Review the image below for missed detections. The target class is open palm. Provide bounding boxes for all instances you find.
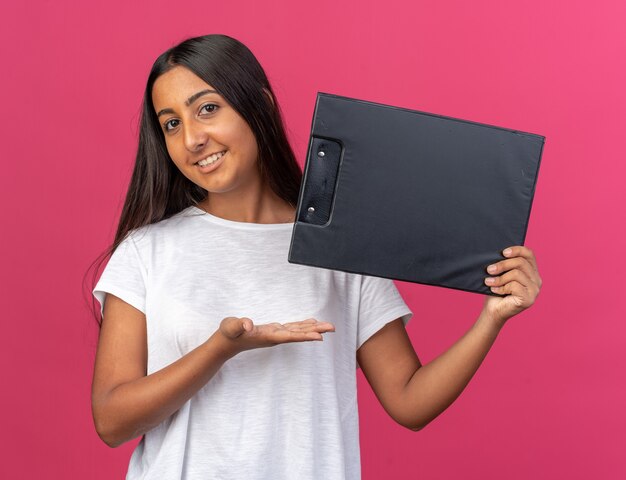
[219,316,336,354]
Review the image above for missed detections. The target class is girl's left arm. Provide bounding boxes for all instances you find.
[356,245,542,431]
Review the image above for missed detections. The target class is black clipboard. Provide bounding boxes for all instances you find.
[288,92,545,296]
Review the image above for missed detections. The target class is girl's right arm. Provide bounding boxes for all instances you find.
[91,293,334,448]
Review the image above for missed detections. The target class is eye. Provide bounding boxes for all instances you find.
[163,119,179,132]
[200,103,219,115]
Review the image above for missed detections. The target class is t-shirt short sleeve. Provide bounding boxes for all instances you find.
[92,233,148,318]
[356,274,413,351]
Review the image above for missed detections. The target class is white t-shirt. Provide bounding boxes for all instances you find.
[93,205,413,480]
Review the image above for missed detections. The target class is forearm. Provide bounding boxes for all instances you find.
[401,311,505,431]
[93,330,235,448]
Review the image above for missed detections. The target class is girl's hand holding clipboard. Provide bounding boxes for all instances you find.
[481,245,543,327]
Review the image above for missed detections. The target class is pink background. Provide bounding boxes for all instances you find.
[2,0,624,478]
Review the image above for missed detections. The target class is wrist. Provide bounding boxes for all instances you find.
[476,309,507,334]
[208,330,240,361]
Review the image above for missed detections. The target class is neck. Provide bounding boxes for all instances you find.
[196,178,295,224]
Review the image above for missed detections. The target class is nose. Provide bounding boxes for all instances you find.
[182,118,209,152]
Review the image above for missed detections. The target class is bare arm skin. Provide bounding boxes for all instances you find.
[357,312,502,431]
[357,245,542,431]
[91,294,335,448]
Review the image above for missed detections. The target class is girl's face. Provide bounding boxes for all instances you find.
[151,66,261,195]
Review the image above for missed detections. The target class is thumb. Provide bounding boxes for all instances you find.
[221,316,252,339]
[240,317,252,333]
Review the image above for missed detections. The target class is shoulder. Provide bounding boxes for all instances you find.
[127,206,201,246]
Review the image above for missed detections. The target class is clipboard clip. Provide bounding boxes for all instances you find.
[297,136,342,226]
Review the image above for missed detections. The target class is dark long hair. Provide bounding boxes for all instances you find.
[84,34,303,327]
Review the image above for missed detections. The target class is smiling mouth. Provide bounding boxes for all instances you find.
[195,150,227,167]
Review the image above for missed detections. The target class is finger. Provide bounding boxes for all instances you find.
[502,245,539,272]
[485,268,532,289]
[241,318,253,332]
[489,280,537,308]
[297,331,325,341]
[287,323,336,333]
[273,329,324,343]
[288,325,335,333]
[489,280,526,300]
[486,258,537,285]
[282,318,318,327]
[220,316,250,339]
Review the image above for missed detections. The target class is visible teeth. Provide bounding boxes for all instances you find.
[197,151,226,167]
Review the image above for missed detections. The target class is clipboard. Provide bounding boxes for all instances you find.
[287,92,545,296]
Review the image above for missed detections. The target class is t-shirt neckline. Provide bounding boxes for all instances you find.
[188,206,295,231]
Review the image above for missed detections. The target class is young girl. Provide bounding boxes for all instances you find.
[90,34,542,479]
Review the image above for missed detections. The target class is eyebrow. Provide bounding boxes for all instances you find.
[156,89,218,118]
